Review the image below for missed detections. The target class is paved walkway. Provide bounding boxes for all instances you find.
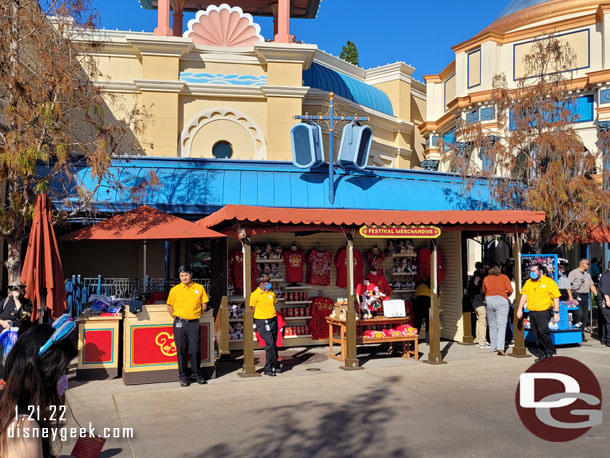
[58,337,609,458]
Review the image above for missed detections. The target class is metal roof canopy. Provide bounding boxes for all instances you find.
[139,0,321,18]
[198,204,546,236]
[48,158,503,217]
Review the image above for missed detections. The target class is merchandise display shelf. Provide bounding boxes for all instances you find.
[229,318,243,322]
[393,289,415,293]
[286,334,312,339]
[284,300,312,305]
[256,258,283,263]
[270,278,285,282]
[228,296,245,303]
[284,285,313,290]
[392,272,416,276]
[285,316,312,320]
[391,253,417,258]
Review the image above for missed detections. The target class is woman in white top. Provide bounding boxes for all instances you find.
[0,322,77,457]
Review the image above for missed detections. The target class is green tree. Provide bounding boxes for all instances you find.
[448,36,610,250]
[0,1,151,283]
[340,41,359,66]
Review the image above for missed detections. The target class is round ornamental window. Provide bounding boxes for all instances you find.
[212,141,233,159]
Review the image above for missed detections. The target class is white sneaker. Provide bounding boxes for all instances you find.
[476,342,490,348]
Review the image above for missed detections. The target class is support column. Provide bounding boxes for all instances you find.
[510,233,529,358]
[424,238,447,364]
[239,236,260,377]
[341,233,362,370]
[173,0,185,37]
[274,0,293,43]
[154,0,173,37]
[459,232,474,345]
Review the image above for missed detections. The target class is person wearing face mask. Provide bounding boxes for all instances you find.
[568,258,598,341]
[250,274,279,376]
[0,280,33,333]
[0,322,77,458]
[517,263,561,361]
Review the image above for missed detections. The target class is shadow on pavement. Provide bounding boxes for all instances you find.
[190,375,410,458]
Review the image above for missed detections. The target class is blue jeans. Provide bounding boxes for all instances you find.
[485,296,509,351]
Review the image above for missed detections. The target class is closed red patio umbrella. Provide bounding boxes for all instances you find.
[20,194,67,322]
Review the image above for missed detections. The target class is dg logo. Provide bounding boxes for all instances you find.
[516,356,603,441]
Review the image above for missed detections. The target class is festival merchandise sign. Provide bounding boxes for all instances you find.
[359,225,441,239]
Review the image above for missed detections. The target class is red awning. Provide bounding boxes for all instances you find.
[61,205,226,241]
[198,205,545,231]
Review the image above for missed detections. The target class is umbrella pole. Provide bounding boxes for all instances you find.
[39,294,46,324]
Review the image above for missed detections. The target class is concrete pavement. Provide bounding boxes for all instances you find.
[57,338,610,458]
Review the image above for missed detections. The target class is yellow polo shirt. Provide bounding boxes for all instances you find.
[415,283,431,298]
[167,282,208,320]
[520,276,560,311]
[249,288,277,320]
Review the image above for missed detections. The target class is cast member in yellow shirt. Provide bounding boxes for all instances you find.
[250,274,279,376]
[517,263,560,362]
[167,265,209,387]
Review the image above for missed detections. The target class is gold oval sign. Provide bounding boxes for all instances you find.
[359,225,441,239]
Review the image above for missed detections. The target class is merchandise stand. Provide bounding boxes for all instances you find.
[199,204,545,370]
[524,301,582,345]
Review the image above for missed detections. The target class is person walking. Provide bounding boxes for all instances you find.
[469,263,489,348]
[568,258,598,341]
[250,274,279,376]
[597,262,610,347]
[482,265,513,356]
[517,263,561,361]
[167,265,209,387]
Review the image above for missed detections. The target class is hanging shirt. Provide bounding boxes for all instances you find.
[366,251,386,273]
[334,249,364,288]
[310,296,334,340]
[228,250,259,294]
[307,250,332,286]
[284,249,305,283]
[416,247,445,285]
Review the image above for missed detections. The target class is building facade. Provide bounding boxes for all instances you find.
[88,1,426,169]
[420,0,610,172]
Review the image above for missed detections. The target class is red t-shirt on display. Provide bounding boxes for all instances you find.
[334,249,364,288]
[366,250,386,273]
[307,250,332,286]
[284,249,305,283]
[228,250,259,294]
[356,272,392,300]
[310,296,334,340]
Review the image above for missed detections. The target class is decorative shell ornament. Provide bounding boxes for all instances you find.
[184,4,264,47]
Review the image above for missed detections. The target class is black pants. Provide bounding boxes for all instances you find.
[574,293,590,328]
[529,309,555,356]
[173,318,201,380]
[599,304,610,344]
[413,296,430,337]
[255,317,278,372]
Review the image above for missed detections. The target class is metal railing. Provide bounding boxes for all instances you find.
[65,275,211,316]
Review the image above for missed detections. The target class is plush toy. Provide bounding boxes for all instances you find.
[361,285,385,319]
[270,263,280,279]
[254,245,262,259]
[263,264,271,275]
[398,240,407,254]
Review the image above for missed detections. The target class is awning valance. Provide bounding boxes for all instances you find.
[198,204,545,233]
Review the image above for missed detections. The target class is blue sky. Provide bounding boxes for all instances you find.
[94,1,510,79]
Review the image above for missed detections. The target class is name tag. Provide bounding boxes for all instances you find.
[541,285,546,288]
[268,295,273,300]
[194,290,199,294]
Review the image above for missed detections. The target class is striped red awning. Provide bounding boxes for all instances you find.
[198,205,545,231]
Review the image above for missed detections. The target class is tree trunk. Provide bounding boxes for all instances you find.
[6,238,22,285]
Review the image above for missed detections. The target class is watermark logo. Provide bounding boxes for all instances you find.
[516,356,602,441]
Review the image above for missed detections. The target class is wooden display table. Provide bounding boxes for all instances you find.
[123,305,215,385]
[326,316,419,363]
[77,313,122,380]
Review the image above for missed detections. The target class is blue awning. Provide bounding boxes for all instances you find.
[49,157,495,218]
[303,63,394,116]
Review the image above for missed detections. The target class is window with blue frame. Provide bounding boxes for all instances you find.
[509,94,594,130]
